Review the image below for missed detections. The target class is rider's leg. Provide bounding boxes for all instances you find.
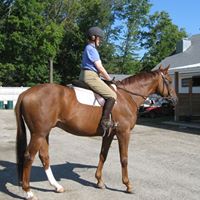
[100,97,115,128]
[79,70,117,131]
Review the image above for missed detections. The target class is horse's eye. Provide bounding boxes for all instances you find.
[166,76,172,84]
[168,79,172,84]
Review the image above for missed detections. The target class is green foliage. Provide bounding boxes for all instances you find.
[111,0,151,73]
[0,0,189,86]
[0,0,63,86]
[0,63,15,86]
[140,11,187,71]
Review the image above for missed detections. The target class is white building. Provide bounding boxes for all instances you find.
[0,87,29,109]
[153,34,200,119]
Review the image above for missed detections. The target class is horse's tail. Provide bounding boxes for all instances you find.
[15,93,27,184]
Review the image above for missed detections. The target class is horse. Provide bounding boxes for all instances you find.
[15,65,177,200]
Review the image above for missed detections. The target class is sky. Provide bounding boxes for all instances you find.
[150,0,200,37]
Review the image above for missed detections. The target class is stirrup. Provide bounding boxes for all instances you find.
[101,118,114,129]
[100,119,118,137]
[102,127,111,137]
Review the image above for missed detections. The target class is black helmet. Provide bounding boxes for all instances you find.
[87,27,104,39]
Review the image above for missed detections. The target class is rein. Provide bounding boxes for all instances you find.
[109,71,173,110]
[115,84,148,110]
[116,85,147,100]
[106,79,148,100]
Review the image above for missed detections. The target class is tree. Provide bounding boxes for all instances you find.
[0,0,64,86]
[55,0,117,83]
[110,0,151,74]
[141,11,187,71]
[0,1,189,86]
[55,0,152,82]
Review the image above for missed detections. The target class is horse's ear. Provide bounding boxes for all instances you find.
[159,64,163,70]
[164,64,170,74]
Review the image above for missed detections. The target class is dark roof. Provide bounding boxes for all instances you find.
[153,34,200,70]
[110,74,129,81]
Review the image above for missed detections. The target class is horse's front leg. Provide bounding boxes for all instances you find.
[117,131,133,193]
[95,132,114,189]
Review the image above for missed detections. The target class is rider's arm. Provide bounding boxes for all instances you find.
[94,60,112,81]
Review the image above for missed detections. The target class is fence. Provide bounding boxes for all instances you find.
[0,87,29,109]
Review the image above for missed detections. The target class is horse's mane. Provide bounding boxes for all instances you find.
[117,70,160,87]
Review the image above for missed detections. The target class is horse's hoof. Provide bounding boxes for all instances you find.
[27,196,38,200]
[56,186,65,193]
[26,191,38,200]
[126,186,134,194]
[97,181,105,189]
[126,189,133,193]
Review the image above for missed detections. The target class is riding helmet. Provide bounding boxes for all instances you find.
[87,27,104,39]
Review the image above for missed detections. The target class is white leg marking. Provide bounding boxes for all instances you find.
[26,190,34,199]
[45,167,64,192]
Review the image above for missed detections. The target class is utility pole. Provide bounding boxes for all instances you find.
[49,58,53,83]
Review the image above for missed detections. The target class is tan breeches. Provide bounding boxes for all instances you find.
[79,70,117,100]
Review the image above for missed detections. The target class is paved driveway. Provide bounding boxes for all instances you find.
[0,110,200,200]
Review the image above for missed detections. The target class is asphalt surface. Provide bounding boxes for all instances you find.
[0,110,200,200]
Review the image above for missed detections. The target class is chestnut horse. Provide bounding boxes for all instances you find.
[15,66,177,200]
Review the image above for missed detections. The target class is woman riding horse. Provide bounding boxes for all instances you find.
[79,26,117,133]
[16,65,177,200]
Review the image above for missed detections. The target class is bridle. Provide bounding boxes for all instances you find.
[160,72,174,101]
[113,71,175,109]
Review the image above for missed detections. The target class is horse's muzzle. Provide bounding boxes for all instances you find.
[171,96,178,106]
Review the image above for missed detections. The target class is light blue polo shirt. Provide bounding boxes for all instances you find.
[81,43,100,73]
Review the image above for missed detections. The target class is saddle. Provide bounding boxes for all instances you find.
[71,80,118,136]
[70,80,105,106]
[69,80,116,107]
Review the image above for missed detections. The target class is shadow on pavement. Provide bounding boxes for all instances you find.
[137,116,200,135]
[0,160,97,199]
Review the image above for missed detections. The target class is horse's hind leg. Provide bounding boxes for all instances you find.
[39,136,64,193]
[95,132,114,189]
[117,131,133,193]
[22,134,43,200]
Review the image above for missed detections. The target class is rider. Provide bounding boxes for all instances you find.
[79,26,117,133]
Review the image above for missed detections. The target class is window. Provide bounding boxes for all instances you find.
[181,78,191,87]
[181,76,200,87]
[193,76,200,87]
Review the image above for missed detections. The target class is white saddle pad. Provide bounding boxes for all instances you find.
[72,86,105,107]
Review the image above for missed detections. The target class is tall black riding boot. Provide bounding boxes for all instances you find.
[100,97,115,130]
